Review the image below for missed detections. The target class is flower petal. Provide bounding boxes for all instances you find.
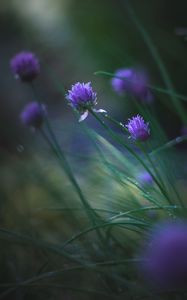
[93,108,107,113]
[79,110,89,122]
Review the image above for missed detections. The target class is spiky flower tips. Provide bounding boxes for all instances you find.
[66,82,106,121]
[126,115,150,142]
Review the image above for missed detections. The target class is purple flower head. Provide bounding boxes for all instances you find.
[10,51,40,82]
[126,115,150,142]
[20,101,46,129]
[137,171,153,186]
[140,221,187,290]
[66,82,106,121]
[111,68,153,103]
[111,68,134,96]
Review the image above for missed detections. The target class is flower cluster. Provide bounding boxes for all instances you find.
[10,51,152,144]
[141,221,187,289]
[111,67,153,103]
[10,51,40,82]
[66,82,106,121]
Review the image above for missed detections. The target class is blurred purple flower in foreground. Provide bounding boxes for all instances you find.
[126,115,150,142]
[140,221,187,290]
[10,51,40,82]
[111,68,153,103]
[66,82,106,121]
[20,101,46,129]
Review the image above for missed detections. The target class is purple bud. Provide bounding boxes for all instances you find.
[20,101,46,128]
[140,221,187,289]
[10,51,40,82]
[111,68,153,103]
[126,115,150,142]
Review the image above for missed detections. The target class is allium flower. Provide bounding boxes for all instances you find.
[111,68,153,103]
[66,82,106,121]
[126,115,150,142]
[10,51,40,82]
[137,171,153,186]
[20,101,46,129]
[140,221,187,289]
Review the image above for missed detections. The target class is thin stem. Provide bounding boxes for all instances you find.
[139,143,166,191]
[102,113,128,133]
[125,0,187,124]
[139,145,184,209]
[90,109,170,204]
[30,83,106,248]
[39,128,106,243]
[150,135,187,155]
[146,142,184,207]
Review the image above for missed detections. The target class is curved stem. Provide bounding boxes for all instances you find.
[30,84,106,248]
[90,109,171,204]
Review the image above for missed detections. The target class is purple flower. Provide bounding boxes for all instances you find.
[140,221,187,289]
[111,68,153,103]
[20,101,46,129]
[10,51,40,82]
[137,171,153,186]
[126,115,150,142]
[111,68,134,95]
[66,82,106,121]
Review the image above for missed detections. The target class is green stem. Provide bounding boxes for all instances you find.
[102,113,128,133]
[30,84,106,248]
[125,0,187,124]
[90,109,170,204]
[146,142,184,206]
[139,143,166,190]
[39,128,106,244]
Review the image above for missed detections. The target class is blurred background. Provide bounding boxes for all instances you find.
[1,0,187,155]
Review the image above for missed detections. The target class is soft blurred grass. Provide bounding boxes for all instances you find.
[0,124,187,299]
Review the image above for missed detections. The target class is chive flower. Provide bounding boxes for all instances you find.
[140,221,187,289]
[111,68,153,103]
[66,82,106,121]
[126,115,150,142]
[20,101,46,129]
[10,51,40,82]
